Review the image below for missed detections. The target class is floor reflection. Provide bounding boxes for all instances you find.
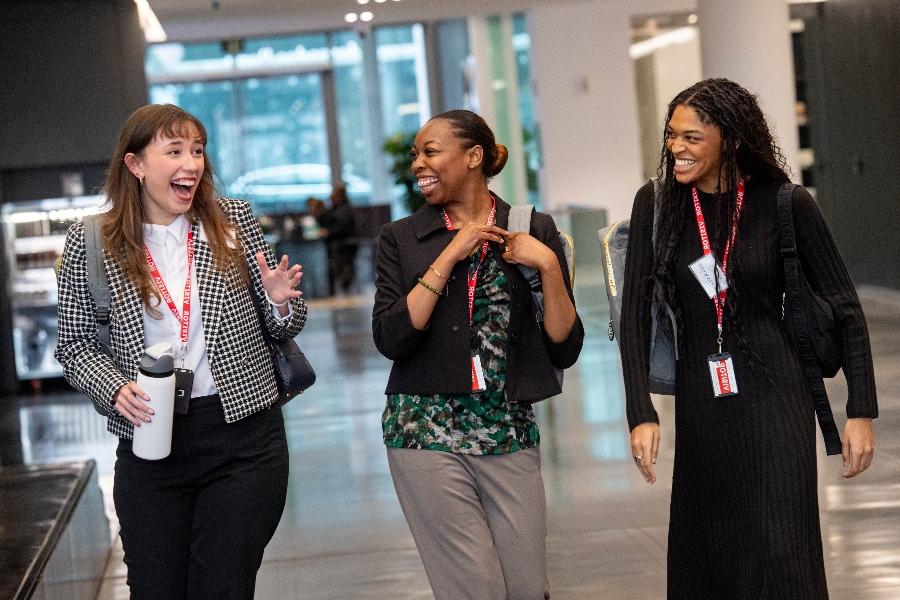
[5,284,899,599]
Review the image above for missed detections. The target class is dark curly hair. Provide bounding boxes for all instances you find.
[651,78,791,372]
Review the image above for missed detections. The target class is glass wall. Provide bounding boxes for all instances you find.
[145,16,538,216]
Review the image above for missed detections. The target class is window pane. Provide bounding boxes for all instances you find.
[331,30,371,194]
[231,74,330,213]
[375,24,428,136]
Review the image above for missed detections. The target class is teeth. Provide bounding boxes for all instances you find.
[675,158,696,167]
[417,177,438,186]
[172,179,195,186]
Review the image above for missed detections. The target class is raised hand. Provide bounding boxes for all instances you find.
[255,252,303,305]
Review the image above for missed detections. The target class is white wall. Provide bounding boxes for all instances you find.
[528,0,644,221]
[697,0,800,178]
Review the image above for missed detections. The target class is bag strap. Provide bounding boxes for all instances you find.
[83,214,115,359]
[507,204,544,312]
[777,182,842,456]
[507,204,533,235]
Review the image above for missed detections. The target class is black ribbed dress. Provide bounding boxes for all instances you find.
[619,179,878,600]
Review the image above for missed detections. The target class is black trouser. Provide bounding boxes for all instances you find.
[114,394,289,600]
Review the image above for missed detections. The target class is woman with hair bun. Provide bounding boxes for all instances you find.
[373,109,583,599]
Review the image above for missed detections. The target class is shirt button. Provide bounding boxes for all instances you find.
[451,325,459,332]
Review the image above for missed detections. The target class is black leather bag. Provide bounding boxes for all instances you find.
[777,183,842,455]
[249,286,316,407]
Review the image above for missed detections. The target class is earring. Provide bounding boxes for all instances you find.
[138,174,144,186]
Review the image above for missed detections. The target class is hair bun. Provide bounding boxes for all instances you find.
[490,144,509,177]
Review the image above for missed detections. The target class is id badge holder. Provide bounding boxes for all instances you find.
[174,368,194,414]
[689,253,729,299]
[471,354,486,392]
[707,353,738,398]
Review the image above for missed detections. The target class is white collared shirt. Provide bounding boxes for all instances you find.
[142,215,217,396]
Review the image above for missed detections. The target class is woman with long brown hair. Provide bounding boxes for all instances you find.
[55,104,306,599]
[619,78,876,598]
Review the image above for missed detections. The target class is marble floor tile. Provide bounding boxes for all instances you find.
[10,284,900,599]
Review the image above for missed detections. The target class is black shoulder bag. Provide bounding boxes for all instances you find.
[777,182,843,455]
[248,285,316,407]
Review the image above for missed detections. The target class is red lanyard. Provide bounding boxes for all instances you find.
[144,227,195,361]
[441,198,497,325]
[691,179,745,346]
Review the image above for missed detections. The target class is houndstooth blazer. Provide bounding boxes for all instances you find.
[54,198,307,439]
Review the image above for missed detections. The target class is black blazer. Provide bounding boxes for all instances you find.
[372,196,583,402]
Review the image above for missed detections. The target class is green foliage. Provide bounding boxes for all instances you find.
[382,131,425,214]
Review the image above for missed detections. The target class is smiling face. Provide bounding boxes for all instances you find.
[410,118,482,206]
[665,104,724,193]
[125,123,205,225]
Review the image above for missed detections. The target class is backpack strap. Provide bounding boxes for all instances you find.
[777,182,842,456]
[82,214,115,359]
[507,204,544,318]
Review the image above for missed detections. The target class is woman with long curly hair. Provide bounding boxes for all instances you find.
[619,78,877,598]
[55,104,306,599]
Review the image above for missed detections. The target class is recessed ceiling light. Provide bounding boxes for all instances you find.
[374,0,387,3]
[687,13,698,25]
[357,0,369,4]
[344,12,359,23]
[360,11,374,21]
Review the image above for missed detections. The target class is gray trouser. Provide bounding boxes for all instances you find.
[387,446,549,600]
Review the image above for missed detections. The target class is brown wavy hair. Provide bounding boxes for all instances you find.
[101,104,247,316]
[431,110,509,178]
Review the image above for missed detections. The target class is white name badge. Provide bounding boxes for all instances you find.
[471,354,486,392]
[689,253,729,299]
[707,352,738,397]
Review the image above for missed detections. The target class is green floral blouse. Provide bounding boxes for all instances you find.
[382,251,540,455]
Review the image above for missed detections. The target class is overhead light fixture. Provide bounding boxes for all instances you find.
[374,0,387,3]
[629,26,697,59]
[687,13,698,25]
[134,0,167,42]
[357,0,369,4]
[360,11,374,21]
[345,12,359,23]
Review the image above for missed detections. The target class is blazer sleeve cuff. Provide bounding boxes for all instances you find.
[544,314,585,369]
[375,303,428,359]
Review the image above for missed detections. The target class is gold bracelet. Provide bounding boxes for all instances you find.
[428,264,449,279]
[417,277,443,296]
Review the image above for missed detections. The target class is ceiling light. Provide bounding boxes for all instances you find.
[134,0,167,42]
[344,12,359,23]
[687,13,698,25]
[360,11,374,21]
[374,0,387,3]
[357,0,369,4]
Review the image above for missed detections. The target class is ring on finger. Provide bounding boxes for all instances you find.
[634,455,643,460]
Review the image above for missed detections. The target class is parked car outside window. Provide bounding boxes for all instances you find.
[228,163,371,212]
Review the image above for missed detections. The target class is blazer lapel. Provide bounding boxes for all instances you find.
[195,223,227,361]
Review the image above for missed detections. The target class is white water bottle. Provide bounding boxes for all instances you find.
[132,342,176,460]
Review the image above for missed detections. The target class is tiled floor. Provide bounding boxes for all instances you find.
[10,283,900,599]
